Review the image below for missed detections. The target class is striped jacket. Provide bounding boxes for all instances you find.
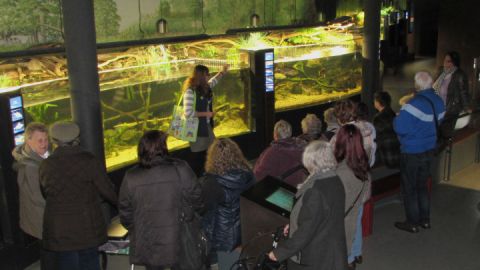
[394,89,445,154]
[183,72,224,118]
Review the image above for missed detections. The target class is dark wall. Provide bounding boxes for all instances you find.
[437,0,480,85]
[413,0,439,56]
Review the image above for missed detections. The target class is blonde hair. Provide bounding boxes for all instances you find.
[301,114,322,135]
[302,141,337,174]
[274,120,292,140]
[205,138,251,176]
[25,122,48,140]
[324,108,337,124]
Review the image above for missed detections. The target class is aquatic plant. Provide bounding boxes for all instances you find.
[0,74,12,88]
[381,6,396,16]
[198,45,218,58]
[25,103,59,124]
[238,33,271,50]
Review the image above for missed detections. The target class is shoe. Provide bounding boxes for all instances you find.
[420,222,431,229]
[348,262,356,269]
[355,256,363,264]
[394,221,420,233]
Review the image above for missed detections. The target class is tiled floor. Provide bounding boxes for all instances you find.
[444,163,480,191]
[360,169,480,270]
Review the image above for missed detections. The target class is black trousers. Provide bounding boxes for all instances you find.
[187,150,207,177]
[146,266,177,270]
[400,151,434,225]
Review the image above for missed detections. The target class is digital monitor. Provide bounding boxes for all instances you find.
[11,108,23,122]
[9,96,23,110]
[13,121,25,135]
[266,83,274,92]
[265,187,295,212]
[265,52,274,61]
[14,134,24,146]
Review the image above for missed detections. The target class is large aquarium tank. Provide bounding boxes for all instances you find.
[0,18,364,171]
[2,39,252,171]
[270,20,363,111]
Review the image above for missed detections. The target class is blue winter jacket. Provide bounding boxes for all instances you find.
[394,89,446,154]
[201,169,255,252]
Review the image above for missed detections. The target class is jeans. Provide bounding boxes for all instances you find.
[348,205,364,263]
[57,247,100,270]
[400,151,433,225]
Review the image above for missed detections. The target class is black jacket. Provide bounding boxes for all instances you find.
[201,169,255,252]
[273,171,348,270]
[373,107,400,168]
[118,157,203,267]
[39,146,117,251]
[445,69,470,115]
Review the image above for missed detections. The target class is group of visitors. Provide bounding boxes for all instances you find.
[253,100,375,269]
[11,51,472,270]
[13,122,117,270]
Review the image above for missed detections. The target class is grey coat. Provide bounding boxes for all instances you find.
[336,161,370,253]
[274,170,348,270]
[12,145,47,239]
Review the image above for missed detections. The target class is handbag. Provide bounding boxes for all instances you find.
[169,91,199,142]
[173,165,209,270]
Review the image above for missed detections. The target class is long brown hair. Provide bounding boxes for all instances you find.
[334,124,369,181]
[205,138,251,176]
[182,64,211,97]
[137,130,169,168]
[334,99,357,124]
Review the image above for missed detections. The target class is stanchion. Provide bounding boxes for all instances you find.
[442,138,453,182]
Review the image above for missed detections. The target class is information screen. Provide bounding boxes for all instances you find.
[265,52,274,92]
[9,96,22,109]
[265,187,295,212]
[9,95,25,145]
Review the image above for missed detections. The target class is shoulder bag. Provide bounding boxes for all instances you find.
[169,91,199,142]
[173,164,208,270]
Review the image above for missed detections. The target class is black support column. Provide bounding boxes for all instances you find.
[61,0,105,165]
[362,0,381,115]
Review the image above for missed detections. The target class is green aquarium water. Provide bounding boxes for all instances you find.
[21,65,252,171]
[274,48,362,112]
[4,24,364,171]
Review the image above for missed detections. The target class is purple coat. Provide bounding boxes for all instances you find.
[253,137,308,187]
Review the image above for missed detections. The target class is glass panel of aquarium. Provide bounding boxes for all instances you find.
[4,37,252,171]
[267,24,363,112]
[99,42,252,170]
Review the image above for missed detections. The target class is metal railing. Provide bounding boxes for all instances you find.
[442,109,480,182]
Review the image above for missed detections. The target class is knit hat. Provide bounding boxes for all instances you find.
[49,121,80,144]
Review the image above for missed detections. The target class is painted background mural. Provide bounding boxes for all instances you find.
[0,0,379,53]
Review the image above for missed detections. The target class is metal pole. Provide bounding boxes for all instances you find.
[362,0,381,116]
[61,0,105,165]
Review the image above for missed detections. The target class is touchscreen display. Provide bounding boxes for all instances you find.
[265,187,295,212]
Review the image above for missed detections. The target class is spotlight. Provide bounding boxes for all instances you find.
[156,18,167,34]
[251,14,260,27]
